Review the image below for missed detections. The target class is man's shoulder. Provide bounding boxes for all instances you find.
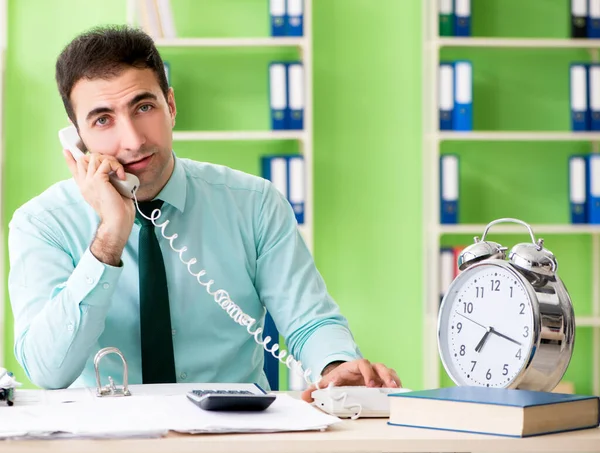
[11,178,85,223]
[179,158,267,194]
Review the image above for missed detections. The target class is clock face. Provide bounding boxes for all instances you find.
[438,262,536,388]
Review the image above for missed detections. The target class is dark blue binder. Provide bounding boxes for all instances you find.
[285,0,303,36]
[440,154,459,224]
[570,63,590,131]
[454,0,471,36]
[269,62,288,130]
[453,61,472,131]
[270,0,286,37]
[569,154,587,223]
[287,62,304,130]
[439,62,454,130]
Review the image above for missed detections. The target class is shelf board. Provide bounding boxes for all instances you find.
[436,37,600,49]
[577,317,600,327]
[436,131,600,141]
[172,130,306,142]
[439,224,600,235]
[154,37,306,48]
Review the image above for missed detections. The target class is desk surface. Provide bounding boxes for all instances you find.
[3,416,600,453]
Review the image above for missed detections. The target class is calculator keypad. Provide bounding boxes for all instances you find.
[191,390,255,397]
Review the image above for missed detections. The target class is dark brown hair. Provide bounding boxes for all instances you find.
[55,24,169,125]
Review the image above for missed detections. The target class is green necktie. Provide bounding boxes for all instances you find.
[137,199,177,384]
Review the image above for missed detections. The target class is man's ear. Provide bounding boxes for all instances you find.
[167,87,177,127]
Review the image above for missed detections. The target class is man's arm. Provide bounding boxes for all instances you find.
[8,210,124,389]
[254,180,362,384]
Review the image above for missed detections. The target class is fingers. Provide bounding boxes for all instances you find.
[76,154,88,183]
[357,359,381,387]
[87,153,99,179]
[70,152,125,182]
[372,363,402,388]
[301,384,316,403]
[90,154,126,180]
[104,156,126,180]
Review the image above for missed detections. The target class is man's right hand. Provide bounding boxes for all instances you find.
[64,150,135,266]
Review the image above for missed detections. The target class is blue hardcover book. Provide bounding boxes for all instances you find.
[388,386,600,438]
[453,0,471,36]
[569,154,588,223]
[570,63,590,131]
[285,0,303,36]
[270,0,286,37]
[452,61,472,131]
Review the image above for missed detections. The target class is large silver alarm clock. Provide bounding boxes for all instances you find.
[437,218,575,392]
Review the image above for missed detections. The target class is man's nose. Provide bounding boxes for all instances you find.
[119,119,146,151]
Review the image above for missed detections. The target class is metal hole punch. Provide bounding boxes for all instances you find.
[94,347,131,397]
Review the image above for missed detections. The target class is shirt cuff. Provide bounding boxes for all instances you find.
[299,325,363,381]
[66,247,123,306]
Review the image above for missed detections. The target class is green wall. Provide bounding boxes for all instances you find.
[3,0,423,390]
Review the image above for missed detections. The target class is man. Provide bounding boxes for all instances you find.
[7,25,400,401]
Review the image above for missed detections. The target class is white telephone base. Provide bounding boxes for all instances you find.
[311,386,412,419]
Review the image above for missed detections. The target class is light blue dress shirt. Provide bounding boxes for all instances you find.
[8,156,361,390]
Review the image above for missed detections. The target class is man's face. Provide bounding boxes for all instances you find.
[70,67,176,200]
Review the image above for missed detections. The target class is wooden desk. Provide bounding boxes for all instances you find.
[3,417,600,453]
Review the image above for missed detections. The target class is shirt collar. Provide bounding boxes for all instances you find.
[154,153,187,213]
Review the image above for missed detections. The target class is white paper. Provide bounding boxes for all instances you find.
[0,384,340,439]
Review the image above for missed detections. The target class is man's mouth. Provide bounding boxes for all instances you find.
[123,154,153,172]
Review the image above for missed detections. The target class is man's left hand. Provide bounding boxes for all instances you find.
[300,359,401,402]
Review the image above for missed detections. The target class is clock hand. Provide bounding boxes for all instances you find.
[490,327,522,346]
[455,311,487,330]
[474,327,492,353]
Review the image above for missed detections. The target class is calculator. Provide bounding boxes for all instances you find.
[186,389,276,412]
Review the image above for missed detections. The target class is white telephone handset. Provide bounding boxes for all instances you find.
[58,125,140,199]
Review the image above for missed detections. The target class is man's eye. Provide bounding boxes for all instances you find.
[139,104,153,112]
[96,117,108,126]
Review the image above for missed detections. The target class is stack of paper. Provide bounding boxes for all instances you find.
[0,384,340,440]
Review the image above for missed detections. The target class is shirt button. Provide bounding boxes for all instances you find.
[172,329,177,336]
[180,372,187,380]
[102,283,110,289]
[67,324,74,332]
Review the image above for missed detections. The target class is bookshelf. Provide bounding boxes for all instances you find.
[125,0,313,390]
[422,1,600,395]
[437,37,600,49]
[153,37,305,48]
[438,131,600,141]
[171,130,306,142]
[0,0,6,367]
